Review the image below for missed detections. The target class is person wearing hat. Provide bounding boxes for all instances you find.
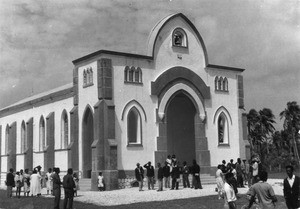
[135,163,144,191]
[144,161,155,190]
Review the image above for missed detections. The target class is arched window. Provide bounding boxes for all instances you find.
[172,28,188,47]
[218,113,229,144]
[134,68,140,83]
[223,77,228,91]
[83,70,87,86]
[124,66,129,82]
[61,110,69,149]
[215,76,219,90]
[39,116,45,151]
[127,107,142,144]
[218,77,223,90]
[5,125,9,155]
[21,121,26,153]
[129,67,134,82]
[88,68,93,84]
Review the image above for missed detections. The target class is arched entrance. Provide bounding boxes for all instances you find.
[166,92,196,165]
[82,107,94,178]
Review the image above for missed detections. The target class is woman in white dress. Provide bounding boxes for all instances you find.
[45,168,53,195]
[30,169,41,196]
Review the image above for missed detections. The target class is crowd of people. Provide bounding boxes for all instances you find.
[5,166,79,209]
[215,157,300,209]
[135,154,203,192]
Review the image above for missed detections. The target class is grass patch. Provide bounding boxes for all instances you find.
[0,189,288,209]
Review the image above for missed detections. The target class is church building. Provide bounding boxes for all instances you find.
[0,13,248,190]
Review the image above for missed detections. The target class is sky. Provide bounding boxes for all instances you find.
[0,0,299,130]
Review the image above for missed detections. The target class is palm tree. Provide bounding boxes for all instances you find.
[247,109,259,157]
[280,101,300,166]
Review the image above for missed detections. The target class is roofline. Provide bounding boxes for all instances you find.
[72,49,153,65]
[206,64,245,72]
[0,87,74,118]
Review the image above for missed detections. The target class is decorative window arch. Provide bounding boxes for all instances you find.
[39,116,46,151]
[121,100,146,146]
[215,76,229,92]
[218,113,228,144]
[5,124,9,155]
[83,67,93,87]
[21,121,26,153]
[172,28,188,47]
[218,77,223,90]
[61,110,69,149]
[88,68,93,84]
[127,107,142,145]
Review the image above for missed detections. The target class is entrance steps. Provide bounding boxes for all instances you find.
[198,174,216,185]
[78,178,91,191]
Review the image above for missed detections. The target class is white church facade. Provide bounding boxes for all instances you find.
[0,13,248,190]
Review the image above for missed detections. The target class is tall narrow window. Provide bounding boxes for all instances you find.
[39,116,45,151]
[88,68,93,84]
[124,66,129,82]
[83,70,87,86]
[127,107,142,144]
[129,67,134,82]
[21,121,26,153]
[218,113,229,144]
[215,76,219,90]
[61,110,69,149]
[218,77,223,90]
[223,77,228,91]
[5,125,9,155]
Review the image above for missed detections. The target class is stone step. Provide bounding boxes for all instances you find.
[78,178,91,191]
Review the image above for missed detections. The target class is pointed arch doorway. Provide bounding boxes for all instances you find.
[166,92,196,165]
[82,107,94,178]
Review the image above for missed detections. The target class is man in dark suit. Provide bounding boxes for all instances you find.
[6,168,14,198]
[283,165,300,209]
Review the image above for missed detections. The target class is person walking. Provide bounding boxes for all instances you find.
[182,161,190,188]
[52,167,62,209]
[191,159,203,189]
[62,168,76,209]
[135,163,144,191]
[236,158,244,188]
[163,162,171,189]
[283,165,300,209]
[143,161,155,190]
[245,170,277,209]
[6,168,14,198]
[157,162,163,191]
[223,172,237,209]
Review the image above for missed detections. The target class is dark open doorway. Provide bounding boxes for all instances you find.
[166,92,196,166]
[82,107,93,178]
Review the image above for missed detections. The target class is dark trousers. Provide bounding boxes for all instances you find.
[171,178,179,189]
[194,175,202,189]
[53,188,61,209]
[63,189,74,209]
[183,174,190,188]
[237,174,244,187]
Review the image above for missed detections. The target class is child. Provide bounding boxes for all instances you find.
[97,172,104,191]
[73,172,79,196]
[14,172,22,198]
[45,168,53,195]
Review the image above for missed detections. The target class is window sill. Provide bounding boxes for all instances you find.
[127,144,143,147]
[218,143,230,147]
[54,148,69,152]
[33,151,46,154]
[83,83,94,88]
[215,90,229,93]
[124,81,143,86]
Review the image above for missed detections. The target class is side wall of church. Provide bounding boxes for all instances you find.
[0,97,74,174]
